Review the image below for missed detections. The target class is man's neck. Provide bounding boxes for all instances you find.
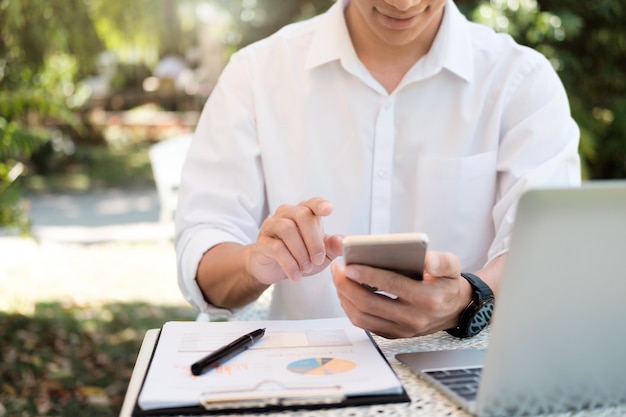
[344,3,445,93]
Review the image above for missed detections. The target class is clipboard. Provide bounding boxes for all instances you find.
[133,381,409,416]
[130,319,410,416]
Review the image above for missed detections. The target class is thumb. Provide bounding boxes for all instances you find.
[425,251,461,278]
[324,234,344,260]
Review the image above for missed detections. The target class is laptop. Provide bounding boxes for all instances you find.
[397,182,626,417]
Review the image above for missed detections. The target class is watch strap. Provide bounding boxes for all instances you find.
[461,272,493,304]
[445,272,494,338]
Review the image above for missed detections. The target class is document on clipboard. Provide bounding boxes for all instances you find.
[134,317,409,415]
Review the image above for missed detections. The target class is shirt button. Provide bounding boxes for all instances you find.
[384,102,392,111]
[377,170,387,178]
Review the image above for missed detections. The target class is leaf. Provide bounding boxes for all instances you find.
[77,386,111,406]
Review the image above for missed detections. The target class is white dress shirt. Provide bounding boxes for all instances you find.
[175,0,581,320]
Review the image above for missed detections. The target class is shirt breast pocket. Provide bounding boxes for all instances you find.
[414,152,497,270]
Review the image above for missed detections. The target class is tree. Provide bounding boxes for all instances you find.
[536,0,626,179]
[0,0,103,232]
[226,0,334,48]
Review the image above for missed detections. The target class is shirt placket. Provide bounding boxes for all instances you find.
[369,97,395,234]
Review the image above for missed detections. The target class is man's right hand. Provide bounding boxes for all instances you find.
[245,197,343,285]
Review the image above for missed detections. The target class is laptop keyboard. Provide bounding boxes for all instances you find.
[424,367,483,401]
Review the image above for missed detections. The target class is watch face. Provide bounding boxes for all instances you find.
[467,301,494,337]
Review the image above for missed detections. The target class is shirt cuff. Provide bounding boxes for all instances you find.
[176,229,246,321]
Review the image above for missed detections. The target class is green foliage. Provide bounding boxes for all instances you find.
[548,1,626,179]
[0,159,31,234]
[0,0,102,86]
[0,57,85,231]
[87,0,197,63]
[228,0,334,48]
[0,119,42,160]
[0,91,81,128]
[0,116,43,233]
[26,143,155,193]
[0,0,101,231]
[1,0,624,233]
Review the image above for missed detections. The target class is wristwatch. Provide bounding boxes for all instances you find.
[445,272,495,338]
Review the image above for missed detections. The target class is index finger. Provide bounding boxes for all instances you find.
[267,197,331,267]
[293,198,334,265]
[299,197,334,217]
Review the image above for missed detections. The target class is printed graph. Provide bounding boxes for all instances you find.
[287,357,356,376]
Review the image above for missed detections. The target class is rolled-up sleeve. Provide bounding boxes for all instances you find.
[174,51,267,319]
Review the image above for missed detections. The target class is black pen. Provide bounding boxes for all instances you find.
[190,328,265,376]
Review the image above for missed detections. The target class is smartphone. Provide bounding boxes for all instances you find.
[342,232,429,281]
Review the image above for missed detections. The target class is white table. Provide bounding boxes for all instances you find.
[119,326,626,417]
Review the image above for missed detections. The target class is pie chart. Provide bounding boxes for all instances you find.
[287,357,356,375]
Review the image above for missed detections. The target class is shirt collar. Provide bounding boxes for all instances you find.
[305,0,354,70]
[305,0,474,83]
[436,0,475,82]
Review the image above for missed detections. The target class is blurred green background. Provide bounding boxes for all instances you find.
[1,1,625,416]
[2,0,626,230]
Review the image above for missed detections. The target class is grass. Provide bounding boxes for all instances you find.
[1,133,197,416]
[0,237,272,417]
[0,302,196,417]
[0,239,199,416]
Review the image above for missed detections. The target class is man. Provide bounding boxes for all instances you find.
[174,0,580,338]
